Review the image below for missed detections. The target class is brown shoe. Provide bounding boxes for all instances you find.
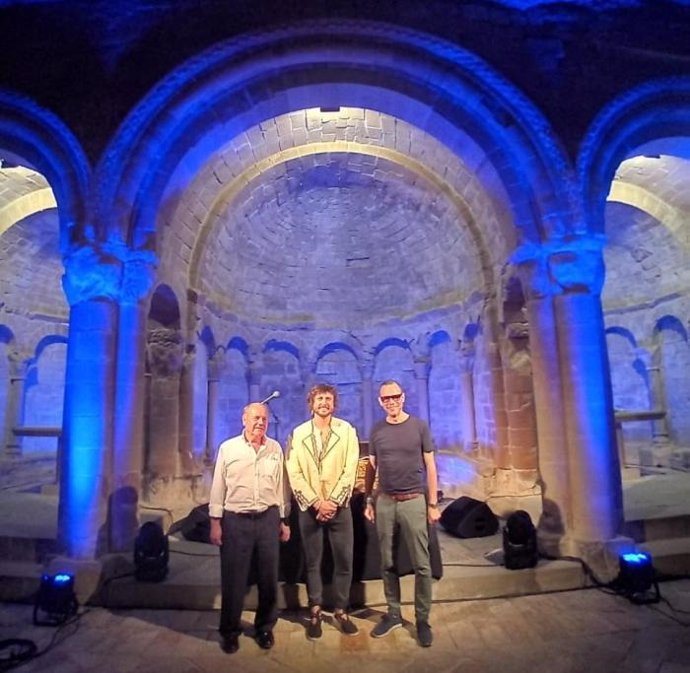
[307,608,322,640]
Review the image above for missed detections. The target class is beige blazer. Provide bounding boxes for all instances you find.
[286,416,360,511]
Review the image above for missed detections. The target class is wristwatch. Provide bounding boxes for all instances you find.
[428,503,439,509]
[366,495,374,505]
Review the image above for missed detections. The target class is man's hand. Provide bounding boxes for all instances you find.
[279,521,291,542]
[363,501,375,523]
[316,500,337,522]
[210,518,222,546]
[427,504,441,525]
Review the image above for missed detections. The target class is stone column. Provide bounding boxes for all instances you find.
[361,359,375,439]
[247,358,261,403]
[648,346,672,466]
[3,350,30,457]
[458,343,477,455]
[550,243,624,574]
[177,347,198,476]
[58,249,120,559]
[413,356,430,423]
[110,256,154,552]
[146,327,184,479]
[478,317,509,468]
[205,353,221,463]
[517,255,571,547]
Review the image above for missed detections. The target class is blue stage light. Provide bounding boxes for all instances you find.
[617,551,659,604]
[33,573,78,626]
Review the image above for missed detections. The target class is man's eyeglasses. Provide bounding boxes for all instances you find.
[380,394,403,403]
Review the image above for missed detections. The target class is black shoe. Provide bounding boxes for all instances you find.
[221,633,239,654]
[416,621,433,648]
[334,611,359,636]
[256,630,274,650]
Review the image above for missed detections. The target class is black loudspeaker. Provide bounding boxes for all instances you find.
[440,496,499,538]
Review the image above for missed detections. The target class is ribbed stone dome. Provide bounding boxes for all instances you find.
[198,152,482,328]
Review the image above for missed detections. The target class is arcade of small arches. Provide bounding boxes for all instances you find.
[1,23,690,579]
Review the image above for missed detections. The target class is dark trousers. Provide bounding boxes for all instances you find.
[298,506,354,610]
[219,507,280,637]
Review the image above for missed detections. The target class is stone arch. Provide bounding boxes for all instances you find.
[579,76,690,235]
[96,20,574,257]
[0,89,90,250]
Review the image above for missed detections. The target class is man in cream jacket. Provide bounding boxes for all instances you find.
[286,383,360,639]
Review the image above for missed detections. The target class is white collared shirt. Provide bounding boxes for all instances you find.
[209,433,290,519]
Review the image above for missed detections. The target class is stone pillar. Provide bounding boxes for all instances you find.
[551,247,622,543]
[361,359,374,439]
[146,327,184,478]
[518,256,571,546]
[516,240,626,576]
[247,359,261,403]
[479,318,509,468]
[177,347,198,476]
[109,254,155,552]
[413,356,430,423]
[205,353,221,463]
[458,343,477,455]
[58,250,120,559]
[3,350,30,457]
[647,347,672,466]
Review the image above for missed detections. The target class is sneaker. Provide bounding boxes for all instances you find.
[307,610,322,640]
[371,613,403,638]
[416,621,433,647]
[334,612,359,636]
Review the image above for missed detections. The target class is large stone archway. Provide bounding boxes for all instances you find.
[45,20,635,576]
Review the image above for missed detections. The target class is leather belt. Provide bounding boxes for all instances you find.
[385,492,422,502]
[231,507,274,518]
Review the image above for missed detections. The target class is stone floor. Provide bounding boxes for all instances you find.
[1,579,689,673]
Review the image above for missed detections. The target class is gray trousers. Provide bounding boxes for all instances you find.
[298,506,354,610]
[375,494,432,623]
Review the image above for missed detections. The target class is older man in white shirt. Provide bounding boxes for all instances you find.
[209,402,291,654]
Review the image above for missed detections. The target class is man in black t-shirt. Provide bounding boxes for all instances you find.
[364,379,440,648]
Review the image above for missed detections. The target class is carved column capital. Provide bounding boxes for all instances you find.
[147,328,184,377]
[513,237,606,300]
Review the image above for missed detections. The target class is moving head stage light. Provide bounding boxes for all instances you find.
[502,510,538,570]
[134,521,169,582]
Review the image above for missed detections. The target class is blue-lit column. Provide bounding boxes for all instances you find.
[59,254,119,558]
[550,244,623,553]
[517,255,571,551]
[110,257,154,552]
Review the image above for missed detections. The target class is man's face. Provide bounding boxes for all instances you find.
[378,383,405,417]
[311,392,335,419]
[243,404,268,443]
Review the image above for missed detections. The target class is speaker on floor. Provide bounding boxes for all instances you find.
[439,496,499,538]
